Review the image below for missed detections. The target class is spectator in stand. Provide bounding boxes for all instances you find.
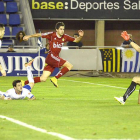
[7,44,16,52]
[67,33,83,49]
[14,31,29,46]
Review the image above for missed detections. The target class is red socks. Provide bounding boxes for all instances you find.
[24,77,41,85]
[55,67,69,79]
[24,67,69,85]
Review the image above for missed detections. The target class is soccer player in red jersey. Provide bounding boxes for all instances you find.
[23,22,84,87]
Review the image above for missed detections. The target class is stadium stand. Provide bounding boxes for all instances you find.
[4,26,11,39]
[0,1,4,12]
[12,27,23,36]
[9,14,20,26]
[0,0,36,51]
[2,39,13,46]
[0,14,7,25]
[3,0,14,2]
[0,0,23,48]
[6,2,18,13]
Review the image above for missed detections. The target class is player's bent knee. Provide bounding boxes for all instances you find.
[132,77,139,83]
[40,77,47,82]
[132,77,137,82]
[67,64,73,70]
[41,79,47,82]
[70,64,73,70]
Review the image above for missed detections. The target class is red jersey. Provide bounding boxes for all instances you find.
[41,32,75,56]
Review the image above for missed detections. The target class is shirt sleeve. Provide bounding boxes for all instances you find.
[41,32,53,40]
[26,92,34,99]
[65,34,75,42]
[3,90,11,98]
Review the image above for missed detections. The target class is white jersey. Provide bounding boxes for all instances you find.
[2,88,34,100]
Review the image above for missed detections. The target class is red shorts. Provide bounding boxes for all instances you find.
[43,53,66,73]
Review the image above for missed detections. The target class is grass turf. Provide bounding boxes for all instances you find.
[0,76,140,140]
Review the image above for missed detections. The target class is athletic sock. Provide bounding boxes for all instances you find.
[25,77,41,85]
[123,81,137,102]
[26,66,34,83]
[55,67,69,79]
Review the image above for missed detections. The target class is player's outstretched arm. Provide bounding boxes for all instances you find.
[23,33,42,41]
[0,95,12,100]
[0,64,6,76]
[73,30,84,43]
[28,96,36,100]
[121,31,140,52]
[130,42,140,53]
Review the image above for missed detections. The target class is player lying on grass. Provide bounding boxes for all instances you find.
[23,22,84,88]
[0,60,36,100]
[114,31,140,105]
[0,23,6,76]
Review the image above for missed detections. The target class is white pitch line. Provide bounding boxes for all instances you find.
[60,79,139,92]
[79,139,139,140]
[0,115,75,140]
[0,115,138,140]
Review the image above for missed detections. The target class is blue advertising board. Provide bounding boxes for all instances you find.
[0,53,59,76]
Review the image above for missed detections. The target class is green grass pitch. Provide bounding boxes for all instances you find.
[0,76,140,140]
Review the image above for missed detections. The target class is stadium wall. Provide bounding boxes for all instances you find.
[34,20,140,47]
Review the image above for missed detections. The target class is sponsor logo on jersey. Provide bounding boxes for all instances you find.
[53,42,64,48]
[51,54,60,62]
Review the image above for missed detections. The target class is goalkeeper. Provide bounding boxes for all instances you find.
[114,31,140,105]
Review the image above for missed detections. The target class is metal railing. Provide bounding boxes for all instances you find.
[0,45,124,52]
[0,46,39,53]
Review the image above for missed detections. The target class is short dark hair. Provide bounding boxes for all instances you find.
[55,22,65,29]
[0,23,4,28]
[12,80,21,87]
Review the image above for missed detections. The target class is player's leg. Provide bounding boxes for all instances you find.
[40,70,51,81]
[24,59,34,89]
[0,91,5,97]
[56,61,73,79]
[50,61,73,87]
[24,64,53,85]
[122,77,138,102]
[114,76,140,105]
